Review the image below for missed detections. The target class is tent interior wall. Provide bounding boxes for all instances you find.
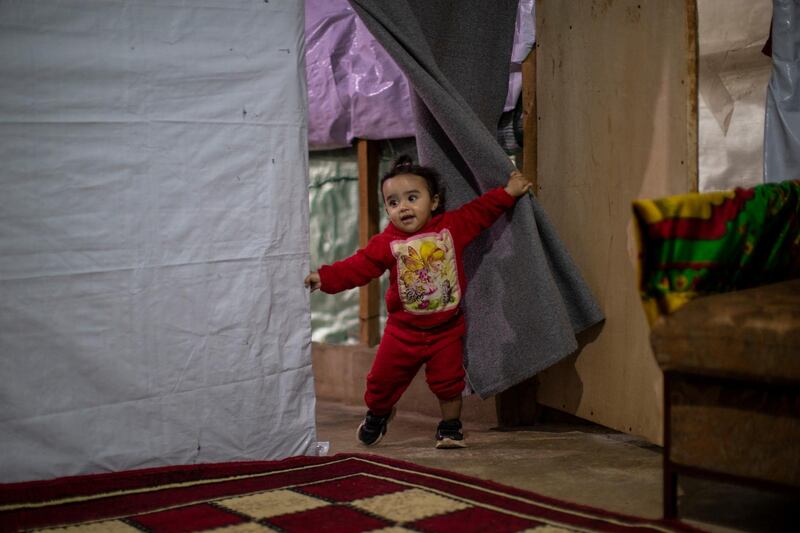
[309,0,775,445]
[0,1,317,482]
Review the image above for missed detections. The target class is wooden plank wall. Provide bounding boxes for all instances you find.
[534,0,698,445]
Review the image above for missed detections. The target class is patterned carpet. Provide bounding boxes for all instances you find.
[0,453,702,532]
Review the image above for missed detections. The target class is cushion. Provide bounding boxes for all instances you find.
[650,279,800,382]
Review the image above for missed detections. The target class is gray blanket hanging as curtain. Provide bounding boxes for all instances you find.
[349,0,604,397]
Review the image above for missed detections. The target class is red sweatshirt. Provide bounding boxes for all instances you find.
[318,187,516,330]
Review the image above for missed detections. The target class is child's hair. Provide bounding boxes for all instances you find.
[381,155,445,214]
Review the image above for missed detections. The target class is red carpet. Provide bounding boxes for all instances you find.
[0,453,701,532]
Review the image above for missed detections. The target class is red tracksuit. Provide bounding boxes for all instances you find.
[319,187,516,415]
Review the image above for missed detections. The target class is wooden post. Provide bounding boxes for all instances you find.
[522,47,538,194]
[357,138,381,346]
[496,47,541,428]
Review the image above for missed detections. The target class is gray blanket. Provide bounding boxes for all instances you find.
[349,0,604,397]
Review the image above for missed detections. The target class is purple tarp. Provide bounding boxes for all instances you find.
[305,0,534,150]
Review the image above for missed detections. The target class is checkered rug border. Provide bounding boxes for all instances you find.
[0,453,702,532]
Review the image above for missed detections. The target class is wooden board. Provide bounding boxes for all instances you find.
[357,139,381,346]
[534,0,698,445]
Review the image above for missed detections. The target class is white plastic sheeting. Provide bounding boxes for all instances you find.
[0,1,317,482]
[764,0,800,183]
[506,0,536,112]
[697,0,773,191]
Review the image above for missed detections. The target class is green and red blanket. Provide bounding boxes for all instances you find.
[633,179,800,324]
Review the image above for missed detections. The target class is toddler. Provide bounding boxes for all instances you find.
[305,155,531,448]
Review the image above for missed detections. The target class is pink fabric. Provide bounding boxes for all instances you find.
[305,0,414,149]
[304,0,535,149]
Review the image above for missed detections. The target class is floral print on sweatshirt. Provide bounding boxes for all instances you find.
[391,229,460,314]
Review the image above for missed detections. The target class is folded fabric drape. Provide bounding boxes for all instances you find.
[348,0,604,397]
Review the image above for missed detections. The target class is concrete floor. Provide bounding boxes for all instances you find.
[316,400,798,533]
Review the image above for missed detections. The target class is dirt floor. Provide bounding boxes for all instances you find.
[316,400,798,533]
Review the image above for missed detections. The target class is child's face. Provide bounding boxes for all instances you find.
[382,173,439,234]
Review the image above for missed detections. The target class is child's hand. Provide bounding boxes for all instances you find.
[304,272,322,292]
[504,170,533,197]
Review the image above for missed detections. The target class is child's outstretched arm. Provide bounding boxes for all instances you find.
[304,272,322,292]
[446,169,531,245]
[304,233,391,294]
[504,170,533,197]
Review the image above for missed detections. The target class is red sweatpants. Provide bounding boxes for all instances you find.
[365,313,466,416]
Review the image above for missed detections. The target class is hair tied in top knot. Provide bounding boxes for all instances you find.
[392,154,414,172]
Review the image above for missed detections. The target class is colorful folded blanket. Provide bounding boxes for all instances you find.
[633,180,800,325]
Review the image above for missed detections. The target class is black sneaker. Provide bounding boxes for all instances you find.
[357,409,394,446]
[435,419,467,449]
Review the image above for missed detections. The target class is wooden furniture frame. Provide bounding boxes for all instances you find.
[652,280,800,518]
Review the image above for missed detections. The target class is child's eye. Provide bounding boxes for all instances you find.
[408,195,418,202]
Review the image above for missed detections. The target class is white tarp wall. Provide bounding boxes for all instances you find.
[697,0,772,191]
[764,0,800,183]
[0,1,317,482]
